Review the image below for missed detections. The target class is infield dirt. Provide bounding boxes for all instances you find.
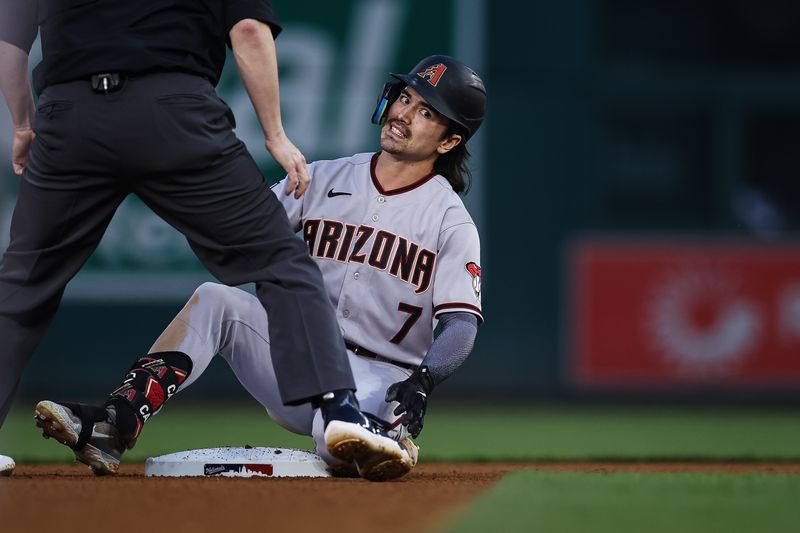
[2,463,799,533]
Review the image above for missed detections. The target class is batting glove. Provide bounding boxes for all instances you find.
[385,366,434,438]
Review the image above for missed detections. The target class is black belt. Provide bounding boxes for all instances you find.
[345,341,415,371]
[90,73,124,93]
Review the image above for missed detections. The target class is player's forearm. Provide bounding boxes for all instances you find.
[230,18,286,142]
[0,41,34,130]
[420,312,479,387]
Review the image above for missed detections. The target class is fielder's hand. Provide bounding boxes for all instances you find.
[385,366,434,438]
[12,127,34,175]
[265,132,310,199]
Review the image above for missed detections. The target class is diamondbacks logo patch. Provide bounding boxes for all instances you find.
[417,63,448,87]
[466,262,481,298]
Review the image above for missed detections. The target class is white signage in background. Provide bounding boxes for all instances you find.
[231,0,407,168]
[646,269,763,373]
[267,27,336,160]
[333,0,406,155]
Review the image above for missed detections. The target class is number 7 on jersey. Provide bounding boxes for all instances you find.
[390,302,423,344]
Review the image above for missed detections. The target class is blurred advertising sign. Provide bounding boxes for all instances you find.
[570,240,800,388]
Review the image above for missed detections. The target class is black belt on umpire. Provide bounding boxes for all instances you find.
[90,72,135,93]
[345,341,415,371]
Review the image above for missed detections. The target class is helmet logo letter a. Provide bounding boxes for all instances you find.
[417,63,448,87]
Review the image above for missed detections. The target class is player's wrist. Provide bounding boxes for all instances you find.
[263,127,287,143]
[409,366,435,396]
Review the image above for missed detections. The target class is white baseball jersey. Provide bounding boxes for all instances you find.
[273,152,482,367]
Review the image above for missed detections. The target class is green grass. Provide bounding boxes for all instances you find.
[2,403,800,463]
[418,406,800,461]
[442,471,800,533]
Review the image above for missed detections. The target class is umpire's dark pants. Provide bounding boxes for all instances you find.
[0,72,355,424]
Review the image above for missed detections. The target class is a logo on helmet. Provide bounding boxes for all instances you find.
[417,63,448,87]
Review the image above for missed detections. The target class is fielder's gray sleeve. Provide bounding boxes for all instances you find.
[421,312,478,386]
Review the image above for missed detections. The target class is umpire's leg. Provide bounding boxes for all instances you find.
[129,73,354,406]
[0,176,126,425]
[0,79,129,425]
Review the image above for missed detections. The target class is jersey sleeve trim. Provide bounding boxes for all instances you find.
[433,303,483,324]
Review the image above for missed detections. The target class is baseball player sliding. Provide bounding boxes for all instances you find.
[34,55,486,481]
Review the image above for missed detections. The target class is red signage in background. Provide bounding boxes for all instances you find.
[570,241,800,389]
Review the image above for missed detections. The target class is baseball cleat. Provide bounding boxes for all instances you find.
[355,435,418,482]
[324,419,405,462]
[0,454,15,476]
[34,400,125,476]
[319,390,409,481]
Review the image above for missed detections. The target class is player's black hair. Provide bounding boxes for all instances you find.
[434,123,472,195]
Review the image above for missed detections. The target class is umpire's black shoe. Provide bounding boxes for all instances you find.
[319,390,409,481]
[34,400,126,476]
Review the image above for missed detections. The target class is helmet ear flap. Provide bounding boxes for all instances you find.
[371,81,404,125]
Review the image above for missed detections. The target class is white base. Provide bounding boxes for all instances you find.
[144,447,331,478]
[0,454,14,476]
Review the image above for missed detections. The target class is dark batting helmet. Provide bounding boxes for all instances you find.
[371,55,487,140]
